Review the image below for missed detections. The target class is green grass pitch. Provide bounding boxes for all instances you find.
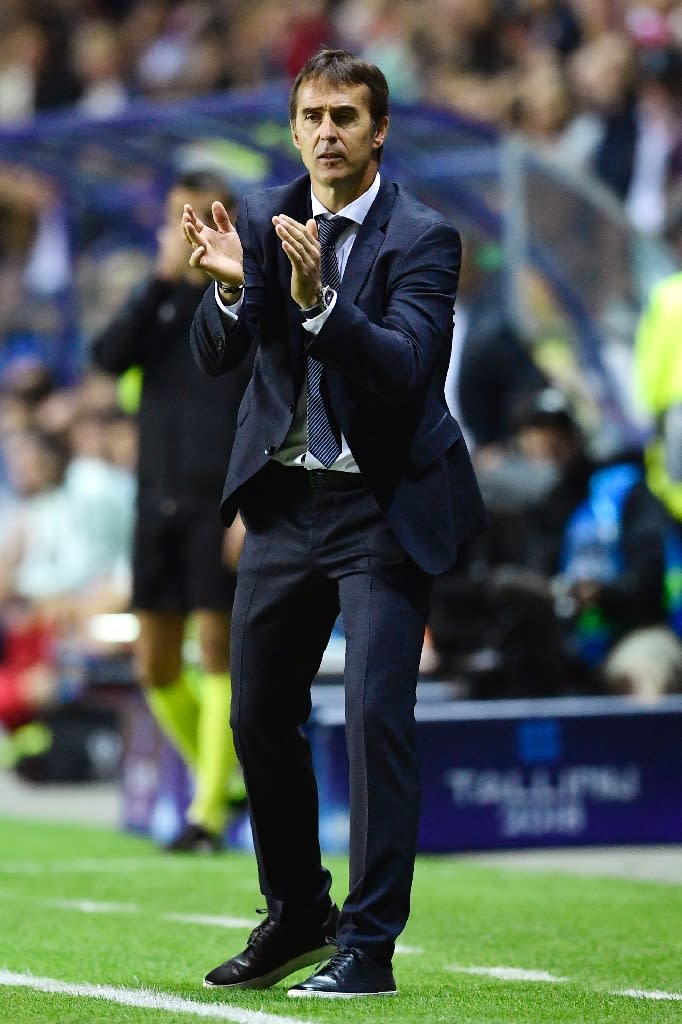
[0,818,680,1023]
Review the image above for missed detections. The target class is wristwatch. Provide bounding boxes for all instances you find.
[300,286,335,319]
[217,280,245,300]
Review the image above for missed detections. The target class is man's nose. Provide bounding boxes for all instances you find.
[319,113,338,139]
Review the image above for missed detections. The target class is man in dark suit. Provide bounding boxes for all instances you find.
[182,49,485,997]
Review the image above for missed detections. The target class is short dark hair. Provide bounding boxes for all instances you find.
[513,387,579,436]
[173,169,237,217]
[288,49,389,129]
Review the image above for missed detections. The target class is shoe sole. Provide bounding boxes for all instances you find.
[288,989,398,998]
[203,943,334,990]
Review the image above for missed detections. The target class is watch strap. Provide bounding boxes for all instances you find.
[217,280,244,299]
[301,286,336,319]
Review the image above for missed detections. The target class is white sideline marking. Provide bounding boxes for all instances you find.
[619,988,682,1002]
[4,964,682,1011]
[448,965,568,983]
[0,969,309,1023]
[165,913,256,929]
[448,966,682,1002]
[50,900,138,914]
[394,944,424,955]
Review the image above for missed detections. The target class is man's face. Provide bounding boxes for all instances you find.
[517,423,577,468]
[290,78,388,198]
[157,186,203,274]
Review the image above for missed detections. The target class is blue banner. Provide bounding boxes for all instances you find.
[309,692,682,852]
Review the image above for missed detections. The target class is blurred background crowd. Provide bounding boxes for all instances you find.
[0,0,681,786]
[0,0,680,337]
[0,0,680,234]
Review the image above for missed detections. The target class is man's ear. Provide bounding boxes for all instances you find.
[290,120,301,151]
[372,115,389,151]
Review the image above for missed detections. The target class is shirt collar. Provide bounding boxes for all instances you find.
[311,172,381,225]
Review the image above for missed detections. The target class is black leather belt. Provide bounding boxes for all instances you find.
[307,468,365,490]
[267,461,365,491]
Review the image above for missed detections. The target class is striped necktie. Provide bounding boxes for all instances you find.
[306,215,352,467]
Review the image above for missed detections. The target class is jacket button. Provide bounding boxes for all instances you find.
[264,445,275,456]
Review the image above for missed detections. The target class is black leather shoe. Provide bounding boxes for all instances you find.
[163,824,221,854]
[288,945,397,997]
[203,904,339,989]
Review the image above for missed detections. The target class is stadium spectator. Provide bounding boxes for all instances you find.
[0,429,69,730]
[129,2,222,101]
[624,44,682,233]
[429,388,682,699]
[334,0,423,101]
[510,56,576,147]
[0,605,56,735]
[624,0,682,48]
[566,31,640,200]
[523,0,584,58]
[0,418,133,618]
[182,47,484,996]
[0,426,55,739]
[0,344,57,531]
[420,1,522,125]
[557,28,682,234]
[0,161,70,317]
[90,168,253,854]
[0,415,134,736]
[278,0,336,81]
[0,3,81,122]
[103,407,139,473]
[167,11,234,99]
[446,237,549,452]
[72,18,130,118]
[62,407,136,610]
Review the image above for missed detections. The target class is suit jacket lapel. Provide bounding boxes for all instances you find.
[327,180,396,424]
[278,176,396,394]
[340,178,396,302]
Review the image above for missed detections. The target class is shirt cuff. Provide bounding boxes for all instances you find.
[215,281,243,319]
[302,290,337,335]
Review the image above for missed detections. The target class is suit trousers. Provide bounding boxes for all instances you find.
[230,460,432,965]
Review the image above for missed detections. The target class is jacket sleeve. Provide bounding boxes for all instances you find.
[304,220,461,404]
[89,277,168,374]
[190,196,264,377]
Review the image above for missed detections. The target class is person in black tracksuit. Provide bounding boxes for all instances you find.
[91,169,254,851]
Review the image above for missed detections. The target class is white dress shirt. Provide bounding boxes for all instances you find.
[216,174,381,472]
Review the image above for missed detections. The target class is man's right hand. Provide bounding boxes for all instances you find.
[182,201,244,289]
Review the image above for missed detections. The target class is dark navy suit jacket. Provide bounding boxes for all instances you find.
[190,173,485,574]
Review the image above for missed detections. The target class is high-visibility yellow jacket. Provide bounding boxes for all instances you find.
[634,271,682,521]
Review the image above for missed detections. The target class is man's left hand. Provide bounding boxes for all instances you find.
[273,214,321,308]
